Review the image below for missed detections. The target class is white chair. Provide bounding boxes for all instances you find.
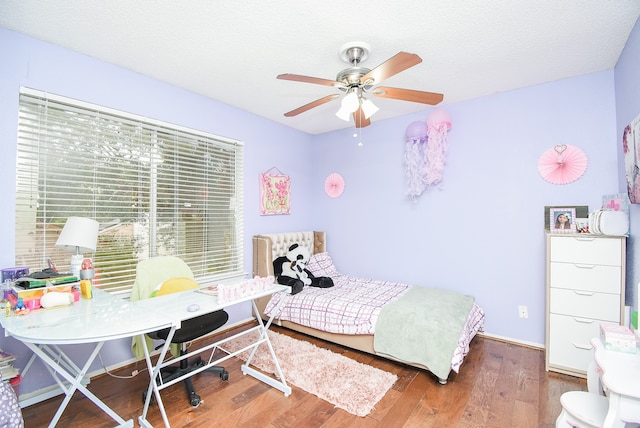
[556,390,609,428]
[556,361,610,427]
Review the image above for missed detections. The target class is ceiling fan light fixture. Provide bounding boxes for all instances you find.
[335,91,359,121]
[361,98,379,119]
[279,44,443,128]
[335,106,352,121]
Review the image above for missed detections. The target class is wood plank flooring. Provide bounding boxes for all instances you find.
[20,322,586,427]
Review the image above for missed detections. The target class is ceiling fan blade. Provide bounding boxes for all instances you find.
[353,107,371,128]
[372,87,444,105]
[277,73,346,88]
[283,94,340,117]
[361,52,422,85]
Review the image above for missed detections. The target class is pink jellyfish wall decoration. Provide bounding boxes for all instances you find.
[424,109,452,187]
[404,121,429,198]
[403,110,452,199]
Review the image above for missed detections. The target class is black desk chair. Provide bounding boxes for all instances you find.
[132,256,229,407]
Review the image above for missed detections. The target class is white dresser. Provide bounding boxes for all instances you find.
[545,233,626,378]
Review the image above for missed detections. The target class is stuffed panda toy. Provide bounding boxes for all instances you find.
[273,243,334,295]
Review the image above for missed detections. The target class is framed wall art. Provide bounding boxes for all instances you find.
[623,112,640,203]
[259,167,290,215]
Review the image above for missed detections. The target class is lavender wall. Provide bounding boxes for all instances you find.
[311,71,619,345]
[615,17,640,315]
[0,28,315,397]
[0,23,634,399]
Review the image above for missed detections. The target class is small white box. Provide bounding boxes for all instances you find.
[600,323,638,354]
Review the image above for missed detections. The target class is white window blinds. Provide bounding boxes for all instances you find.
[16,87,244,294]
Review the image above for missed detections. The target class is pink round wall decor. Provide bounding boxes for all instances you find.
[325,173,345,198]
[537,144,587,185]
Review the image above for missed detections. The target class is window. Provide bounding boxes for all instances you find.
[15,87,244,295]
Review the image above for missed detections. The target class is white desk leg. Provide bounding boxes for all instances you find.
[37,344,90,393]
[19,352,37,378]
[24,342,133,428]
[239,299,291,396]
[138,327,177,428]
[603,393,626,428]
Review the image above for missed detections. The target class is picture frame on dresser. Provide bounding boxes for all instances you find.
[549,208,576,233]
[574,218,589,233]
[544,205,588,231]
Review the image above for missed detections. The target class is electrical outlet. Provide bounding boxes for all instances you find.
[518,305,528,319]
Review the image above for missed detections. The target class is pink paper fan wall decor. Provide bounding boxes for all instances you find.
[325,173,345,198]
[537,144,588,185]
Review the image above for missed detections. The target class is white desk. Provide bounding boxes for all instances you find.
[591,337,640,427]
[132,283,292,428]
[1,283,292,428]
[0,288,174,428]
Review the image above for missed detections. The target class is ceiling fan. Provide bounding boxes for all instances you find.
[277,42,444,128]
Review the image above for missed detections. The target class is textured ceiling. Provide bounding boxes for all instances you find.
[1,1,639,135]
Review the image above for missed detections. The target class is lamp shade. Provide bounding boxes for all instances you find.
[361,98,379,119]
[336,91,359,121]
[55,217,99,253]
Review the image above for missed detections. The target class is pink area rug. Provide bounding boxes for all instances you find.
[222,329,397,417]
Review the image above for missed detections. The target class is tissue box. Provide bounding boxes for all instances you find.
[600,323,638,354]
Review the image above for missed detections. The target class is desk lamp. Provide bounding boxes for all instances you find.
[55,217,99,278]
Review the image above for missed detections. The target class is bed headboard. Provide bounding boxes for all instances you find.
[252,231,326,277]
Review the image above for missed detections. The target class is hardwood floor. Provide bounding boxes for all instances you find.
[20,322,586,427]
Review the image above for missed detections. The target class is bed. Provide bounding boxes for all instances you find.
[252,231,485,384]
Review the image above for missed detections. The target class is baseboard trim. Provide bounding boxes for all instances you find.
[18,317,256,408]
[477,331,544,350]
[19,379,90,408]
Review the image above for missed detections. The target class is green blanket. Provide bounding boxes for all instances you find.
[373,286,475,381]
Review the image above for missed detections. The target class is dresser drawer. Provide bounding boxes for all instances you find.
[549,236,622,266]
[549,262,621,293]
[548,314,618,372]
[549,288,620,321]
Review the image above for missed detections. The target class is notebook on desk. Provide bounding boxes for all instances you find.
[15,275,78,289]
